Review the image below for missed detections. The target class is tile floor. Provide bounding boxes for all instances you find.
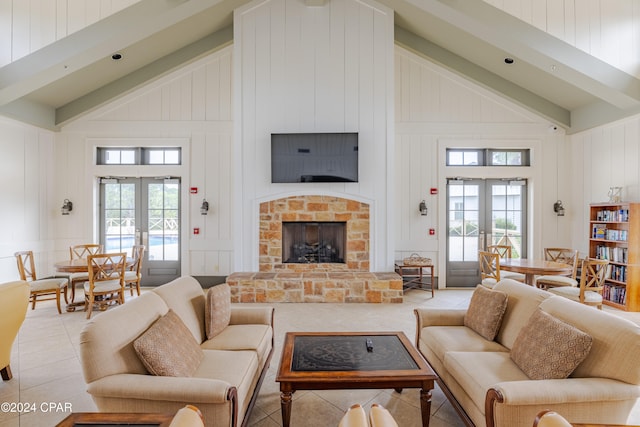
[1,286,639,427]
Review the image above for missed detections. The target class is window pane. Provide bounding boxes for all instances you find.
[105,150,121,164]
[507,152,522,165]
[492,152,507,165]
[148,151,164,164]
[164,150,180,164]
[449,152,463,165]
[463,152,479,165]
[121,150,136,164]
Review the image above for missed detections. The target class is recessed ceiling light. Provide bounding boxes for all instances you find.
[111,53,123,61]
[504,57,514,64]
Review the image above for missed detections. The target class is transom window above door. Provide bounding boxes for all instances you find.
[97,147,182,165]
[446,149,530,166]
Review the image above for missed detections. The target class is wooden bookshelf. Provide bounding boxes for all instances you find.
[589,202,640,311]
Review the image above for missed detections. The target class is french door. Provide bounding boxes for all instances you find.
[446,178,527,287]
[99,177,181,286]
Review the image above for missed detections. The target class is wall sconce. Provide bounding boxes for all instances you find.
[419,200,428,216]
[61,199,73,215]
[200,199,209,215]
[553,200,565,216]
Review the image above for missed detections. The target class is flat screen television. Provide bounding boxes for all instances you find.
[271,132,358,183]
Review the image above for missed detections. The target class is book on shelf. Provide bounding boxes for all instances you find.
[596,209,629,222]
[592,224,606,239]
[604,284,627,305]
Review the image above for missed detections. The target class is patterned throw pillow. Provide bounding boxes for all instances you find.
[511,309,593,380]
[133,309,203,377]
[464,285,508,341]
[205,284,231,340]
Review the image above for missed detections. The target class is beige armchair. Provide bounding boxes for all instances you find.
[0,281,30,380]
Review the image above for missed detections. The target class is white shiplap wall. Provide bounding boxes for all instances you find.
[59,47,235,276]
[394,47,572,283]
[233,0,395,271]
[0,0,138,67]
[484,0,640,78]
[570,116,640,256]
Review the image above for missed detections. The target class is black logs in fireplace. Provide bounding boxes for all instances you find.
[282,221,346,263]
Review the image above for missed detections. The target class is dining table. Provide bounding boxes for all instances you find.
[54,257,135,312]
[499,258,572,287]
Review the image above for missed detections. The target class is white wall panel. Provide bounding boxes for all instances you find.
[56,48,235,277]
[234,0,394,271]
[485,0,640,78]
[0,0,138,66]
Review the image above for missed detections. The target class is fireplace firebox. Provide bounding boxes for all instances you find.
[282,222,346,264]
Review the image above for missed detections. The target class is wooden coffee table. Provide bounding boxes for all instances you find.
[276,331,438,427]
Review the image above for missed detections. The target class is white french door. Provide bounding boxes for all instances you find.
[446,178,527,287]
[99,177,181,286]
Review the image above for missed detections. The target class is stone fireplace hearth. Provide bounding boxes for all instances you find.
[258,195,370,272]
[226,195,403,303]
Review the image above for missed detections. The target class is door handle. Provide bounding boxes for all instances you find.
[479,231,485,251]
[135,229,141,245]
[142,231,148,247]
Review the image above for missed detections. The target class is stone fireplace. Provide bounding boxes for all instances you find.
[282,221,346,264]
[226,195,402,303]
[258,195,370,272]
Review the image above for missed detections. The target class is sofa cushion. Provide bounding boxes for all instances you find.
[153,277,206,344]
[539,296,640,384]
[464,285,508,341]
[493,279,552,349]
[510,309,592,380]
[205,284,231,339]
[134,309,204,377]
[445,351,529,413]
[201,324,273,368]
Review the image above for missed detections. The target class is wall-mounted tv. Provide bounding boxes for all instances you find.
[271,132,358,183]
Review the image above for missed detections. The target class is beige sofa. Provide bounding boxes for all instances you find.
[414,279,640,427]
[79,276,274,427]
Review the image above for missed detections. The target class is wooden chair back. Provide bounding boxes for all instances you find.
[87,253,127,287]
[130,245,146,274]
[70,244,103,260]
[487,245,512,259]
[14,251,37,281]
[579,258,609,304]
[543,248,579,279]
[479,251,500,282]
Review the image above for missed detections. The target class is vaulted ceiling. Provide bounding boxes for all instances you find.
[1,0,638,134]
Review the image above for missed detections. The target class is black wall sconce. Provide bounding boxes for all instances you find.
[419,200,428,216]
[61,199,73,215]
[200,199,210,215]
[553,200,565,216]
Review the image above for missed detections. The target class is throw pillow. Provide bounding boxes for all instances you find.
[464,285,508,341]
[205,284,231,340]
[511,309,592,380]
[133,309,203,377]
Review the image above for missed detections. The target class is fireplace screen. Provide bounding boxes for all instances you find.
[282,222,346,263]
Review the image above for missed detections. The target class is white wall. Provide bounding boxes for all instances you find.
[0,0,139,67]
[393,47,572,283]
[570,116,640,256]
[233,0,395,271]
[0,116,58,282]
[59,47,235,276]
[484,0,640,78]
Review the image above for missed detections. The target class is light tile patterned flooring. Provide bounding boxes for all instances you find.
[1,287,639,427]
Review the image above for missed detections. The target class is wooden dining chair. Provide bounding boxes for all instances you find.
[15,251,68,314]
[124,245,145,296]
[535,248,579,290]
[84,252,126,319]
[479,250,500,288]
[547,258,609,309]
[64,244,104,303]
[487,245,526,282]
